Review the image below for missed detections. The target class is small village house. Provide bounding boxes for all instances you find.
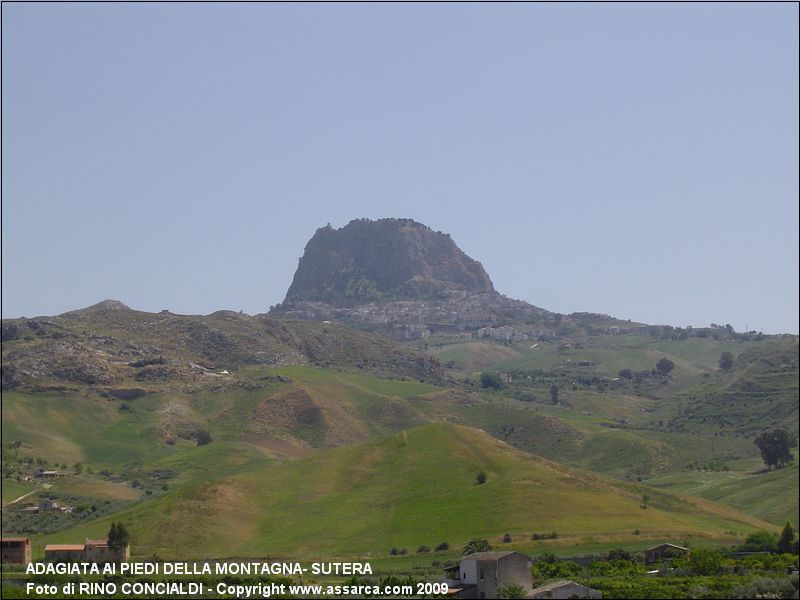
[530,580,602,599]
[45,539,129,564]
[85,538,128,563]
[44,544,86,563]
[36,468,62,478]
[443,551,531,599]
[645,543,690,564]
[1,537,31,564]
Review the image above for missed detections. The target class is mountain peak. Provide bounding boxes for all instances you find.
[283,218,495,307]
[64,299,132,314]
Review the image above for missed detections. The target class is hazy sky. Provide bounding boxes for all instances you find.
[3,3,798,333]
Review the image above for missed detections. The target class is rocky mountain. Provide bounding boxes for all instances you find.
[283,218,495,307]
[272,218,562,339]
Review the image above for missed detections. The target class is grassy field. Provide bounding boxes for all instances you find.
[647,461,799,527]
[32,423,774,560]
[1,480,36,504]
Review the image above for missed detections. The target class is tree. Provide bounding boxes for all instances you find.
[608,548,632,561]
[754,428,794,470]
[618,369,633,380]
[497,583,527,599]
[655,358,674,376]
[738,530,779,553]
[463,538,491,555]
[688,548,724,575]
[475,471,487,485]
[108,522,130,562]
[502,533,512,543]
[779,521,796,554]
[195,430,213,446]
[550,384,559,405]
[480,372,502,390]
[719,351,735,371]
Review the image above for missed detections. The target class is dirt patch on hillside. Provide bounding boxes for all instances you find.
[251,388,326,433]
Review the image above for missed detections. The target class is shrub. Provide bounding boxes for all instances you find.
[719,351,735,371]
[533,559,583,580]
[195,430,213,446]
[480,372,502,390]
[476,471,487,485]
[656,358,675,376]
[497,583,527,599]
[688,548,725,575]
[608,548,632,561]
[435,542,449,552]
[417,545,430,554]
[502,533,512,543]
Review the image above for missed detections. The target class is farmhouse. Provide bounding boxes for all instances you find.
[645,543,690,564]
[45,539,129,564]
[443,551,531,599]
[530,580,602,599]
[39,498,73,513]
[36,468,62,478]
[1,536,31,564]
[85,538,128,563]
[45,544,86,563]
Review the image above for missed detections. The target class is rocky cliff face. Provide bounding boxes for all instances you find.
[273,218,558,340]
[283,218,495,307]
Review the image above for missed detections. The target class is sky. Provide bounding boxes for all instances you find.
[2,3,798,333]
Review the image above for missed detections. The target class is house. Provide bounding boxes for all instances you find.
[1,536,31,564]
[84,538,128,563]
[644,543,689,564]
[45,539,129,564]
[36,469,61,478]
[530,580,602,599]
[443,551,531,599]
[45,544,85,563]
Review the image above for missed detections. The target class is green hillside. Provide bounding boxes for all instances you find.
[648,461,799,527]
[3,306,797,560]
[33,423,774,559]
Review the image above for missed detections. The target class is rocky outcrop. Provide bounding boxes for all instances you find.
[283,218,495,307]
[272,218,556,338]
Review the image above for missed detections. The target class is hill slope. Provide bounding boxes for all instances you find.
[1,306,443,391]
[36,423,774,559]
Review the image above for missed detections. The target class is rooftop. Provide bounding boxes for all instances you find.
[45,544,85,551]
[646,543,689,551]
